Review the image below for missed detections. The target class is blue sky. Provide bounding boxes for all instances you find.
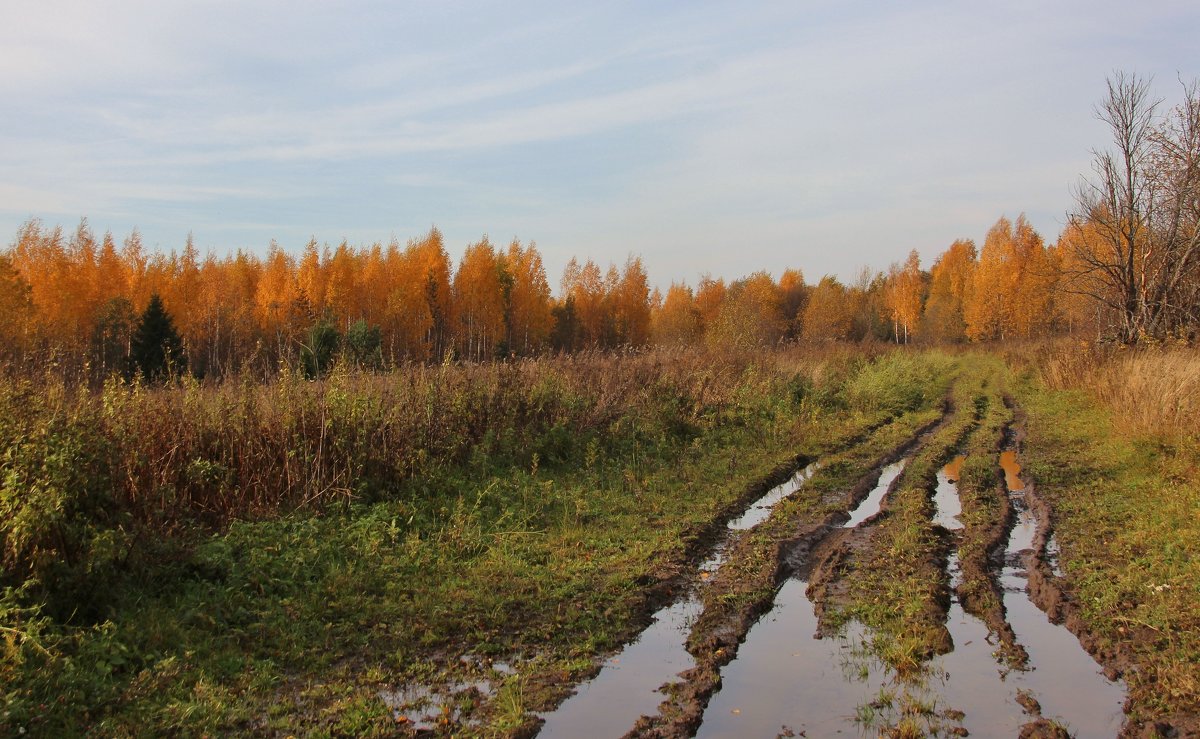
[1,1,1196,289]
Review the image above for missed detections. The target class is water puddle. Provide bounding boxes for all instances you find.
[696,450,1125,737]
[992,448,1126,734]
[696,579,886,738]
[536,597,701,738]
[1045,533,1064,577]
[933,455,965,530]
[380,657,515,731]
[537,461,819,737]
[698,458,936,737]
[726,462,821,530]
[842,459,907,528]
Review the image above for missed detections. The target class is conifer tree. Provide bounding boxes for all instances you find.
[130,293,186,381]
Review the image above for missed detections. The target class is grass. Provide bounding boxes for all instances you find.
[1015,366,1200,722]
[1,346,928,736]
[832,359,994,669]
[1031,342,1200,441]
[5,344,1199,734]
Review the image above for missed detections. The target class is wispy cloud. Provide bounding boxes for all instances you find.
[1,1,1197,282]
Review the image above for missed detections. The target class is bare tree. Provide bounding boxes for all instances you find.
[1066,72,1200,343]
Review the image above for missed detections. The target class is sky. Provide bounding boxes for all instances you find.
[1,1,1197,290]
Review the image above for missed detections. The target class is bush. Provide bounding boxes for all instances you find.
[0,386,124,619]
[842,351,951,416]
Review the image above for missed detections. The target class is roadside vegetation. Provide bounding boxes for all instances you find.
[1,346,951,736]
[1013,343,1200,731]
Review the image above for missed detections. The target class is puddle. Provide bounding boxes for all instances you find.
[537,461,819,736]
[842,459,907,528]
[381,657,515,731]
[933,455,965,530]
[696,579,887,738]
[536,597,701,738]
[1045,533,1064,577]
[698,452,1124,737]
[991,449,1126,734]
[726,462,821,530]
[1000,449,1023,493]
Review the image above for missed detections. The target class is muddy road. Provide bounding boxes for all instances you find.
[530,377,1145,737]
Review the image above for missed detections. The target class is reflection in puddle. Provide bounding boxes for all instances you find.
[1045,533,1064,577]
[994,449,1125,735]
[842,459,908,528]
[537,461,819,736]
[697,579,883,738]
[381,658,515,731]
[1000,449,1023,492]
[727,462,821,530]
[933,455,965,530]
[537,597,701,738]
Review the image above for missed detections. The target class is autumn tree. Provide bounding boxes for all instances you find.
[884,250,924,344]
[501,240,553,355]
[1066,72,1200,342]
[1008,215,1057,338]
[92,297,136,379]
[801,276,854,342]
[965,217,1017,341]
[694,274,726,339]
[921,239,976,342]
[384,241,435,361]
[849,267,888,342]
[964,215,1055,341]
[560,258,607,347]
[611,256,651,346]
[1051,223,1110,337]
[706,272,785,351]
[453,237,506,361]
[0,253,32,360]
[411,229,454,359]
[778,268,808,339]
[256,241,298,359]
[652,283,701,346]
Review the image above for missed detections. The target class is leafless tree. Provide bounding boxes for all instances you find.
[1066,72,1200,343]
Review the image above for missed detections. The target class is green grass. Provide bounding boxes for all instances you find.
[1015,373,1200,722]
[3,348,928,736]
[6,347,1196,735]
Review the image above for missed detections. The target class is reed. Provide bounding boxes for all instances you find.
[1033,342,1200,440]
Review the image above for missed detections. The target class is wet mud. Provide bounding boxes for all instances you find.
[533,397,1153,737]
[624,412,948,737]
[537,464,819,738]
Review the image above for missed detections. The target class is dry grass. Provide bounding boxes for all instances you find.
[1026,341,1200,440]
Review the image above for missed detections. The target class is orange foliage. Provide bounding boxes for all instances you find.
[652,283,701,346]
[454,238,506,361]
[802,276,854,341]
[0,207,1106,377]
[922,239,976,342]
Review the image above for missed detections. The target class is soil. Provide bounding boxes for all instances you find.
[623,410,950,738]
[532,393,1200,738]
[954,410,1027,668]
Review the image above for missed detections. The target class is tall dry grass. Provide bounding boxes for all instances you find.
[1031,341,1200,439]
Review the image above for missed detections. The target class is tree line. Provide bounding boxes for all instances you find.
[0,74,1195,379]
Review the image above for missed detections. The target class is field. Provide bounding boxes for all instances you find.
[1,346,1198,737]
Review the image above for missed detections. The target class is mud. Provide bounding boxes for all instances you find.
[977,415,1125,736]
[522,447,830,726]
[535,394,1174,737]
[933,454,965,530]
[954,418,1025,667]
[624,411,949,737]
[379,655,516,732]
[537,463,821,737]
